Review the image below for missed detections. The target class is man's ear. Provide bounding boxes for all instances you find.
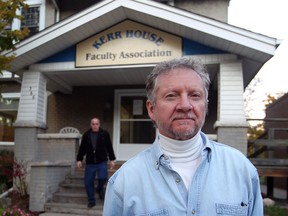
[146,100,155,120]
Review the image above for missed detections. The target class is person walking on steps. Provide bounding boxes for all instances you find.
[76,117,116,208]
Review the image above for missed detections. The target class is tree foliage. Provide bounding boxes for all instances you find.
[247,122,264,140]
[263,92,284,108]
[0,0,29,72]
[244,77,264,118]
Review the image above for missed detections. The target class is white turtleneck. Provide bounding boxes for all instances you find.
[159,132,203,190]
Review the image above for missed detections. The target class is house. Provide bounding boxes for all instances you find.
[1,0,279,211]
[265,93,288,135]
[263,93,288,199]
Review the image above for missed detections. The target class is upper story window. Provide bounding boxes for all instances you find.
[11,0,45,37]
[21,6,40,37]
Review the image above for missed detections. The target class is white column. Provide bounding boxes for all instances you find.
[214,61,249,155]
[217,62,246,122]
[16,71,47,126]
[14,71,47,162]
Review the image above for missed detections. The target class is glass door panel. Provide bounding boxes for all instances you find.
[114,90,156,161]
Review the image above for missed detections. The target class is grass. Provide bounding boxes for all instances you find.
[264,205,288,216]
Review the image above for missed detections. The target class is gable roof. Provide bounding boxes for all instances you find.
[3,0,279,88]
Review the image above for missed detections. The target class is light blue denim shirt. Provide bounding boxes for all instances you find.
[103,132,263,216]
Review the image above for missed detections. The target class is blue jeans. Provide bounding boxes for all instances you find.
[84,161,108,204]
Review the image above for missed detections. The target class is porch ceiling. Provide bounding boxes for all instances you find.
[45,67,152,91]
[3,0,278,92]
[43,64,219,94]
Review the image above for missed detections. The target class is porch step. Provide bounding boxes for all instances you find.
[58,182,85,193]
[42,162,124,215]
[52,192,87,204]
[44,202,103,216]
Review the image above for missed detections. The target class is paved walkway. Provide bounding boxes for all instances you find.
[40,214,84,216]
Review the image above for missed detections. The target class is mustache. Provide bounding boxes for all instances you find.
[172,113,195,120]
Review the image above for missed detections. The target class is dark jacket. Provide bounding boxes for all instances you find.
[76,128,116,164]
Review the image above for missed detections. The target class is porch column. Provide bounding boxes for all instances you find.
[13,71,47,162]
[214,61,249,155]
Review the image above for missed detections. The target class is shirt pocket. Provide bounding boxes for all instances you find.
[136,208,169,216]
[215,203,248,216]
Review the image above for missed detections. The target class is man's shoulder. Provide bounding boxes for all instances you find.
[210,141,246,158]
[99,128,110,135]
[82,129,91,137]
[204,139,250,165]
[209,141,256,170]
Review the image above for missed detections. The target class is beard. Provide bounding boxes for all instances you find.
[156,114,204,140]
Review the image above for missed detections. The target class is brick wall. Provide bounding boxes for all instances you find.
[46,85,143,136]
[46,86,116,134]
[217,127,248,155]
[37,135,80,162]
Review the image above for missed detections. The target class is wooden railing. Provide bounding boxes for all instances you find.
[247,121,288,200]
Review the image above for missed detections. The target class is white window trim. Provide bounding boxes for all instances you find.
[1,93,21,99]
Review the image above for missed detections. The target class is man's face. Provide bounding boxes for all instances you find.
[146,68,207,140]
[90,118,100,132]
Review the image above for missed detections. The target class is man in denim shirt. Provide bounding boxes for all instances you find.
[103,57,263,215]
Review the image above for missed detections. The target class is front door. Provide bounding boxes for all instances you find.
[113,89,156,161]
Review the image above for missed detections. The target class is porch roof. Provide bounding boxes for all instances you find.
[3,0,279,90]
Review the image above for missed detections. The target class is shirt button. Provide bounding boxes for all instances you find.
[164,155,169,160]
[192,209,196,214]
[176,178,181,183]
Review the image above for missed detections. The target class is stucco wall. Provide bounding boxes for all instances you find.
[57,0,230,23]
[170,0,229,22]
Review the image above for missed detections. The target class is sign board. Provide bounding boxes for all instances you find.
[76,20,182,67]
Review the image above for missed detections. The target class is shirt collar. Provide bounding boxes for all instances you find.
[200,132,212,162]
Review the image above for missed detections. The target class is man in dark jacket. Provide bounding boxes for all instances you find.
[76,117,116,208]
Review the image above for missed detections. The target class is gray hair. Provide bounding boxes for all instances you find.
[145,57,210,106]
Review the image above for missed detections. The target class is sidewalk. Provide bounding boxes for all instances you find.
[40,214,86,216]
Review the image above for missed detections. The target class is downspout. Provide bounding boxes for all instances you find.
[51,0,60,22]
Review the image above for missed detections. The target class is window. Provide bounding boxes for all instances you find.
[10,0,45,36]
[120,96,155,144]
[21,6,40,36]
[0,93,19,143]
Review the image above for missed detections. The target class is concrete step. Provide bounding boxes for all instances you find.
[63,175,84,184]
[44,202,103,216]
[58,182,105,194]
[58,182,86,193]
[52,192,87,204]
[42,163,123,215]
[52,191,104,204]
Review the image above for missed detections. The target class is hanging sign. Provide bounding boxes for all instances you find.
[76,20,182,67]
